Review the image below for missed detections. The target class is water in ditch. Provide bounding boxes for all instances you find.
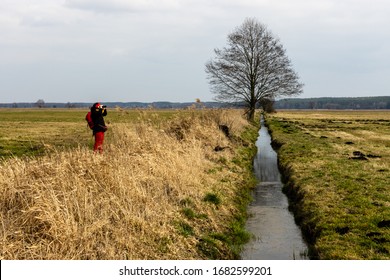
[241,116,309,260]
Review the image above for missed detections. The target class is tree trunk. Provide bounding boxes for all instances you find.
[247,100,256,122]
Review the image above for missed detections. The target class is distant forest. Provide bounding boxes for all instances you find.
[274,96,390,110]
[1,96,389,110]
[0,101,223,109]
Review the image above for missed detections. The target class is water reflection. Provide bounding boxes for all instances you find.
[241,116,309,260]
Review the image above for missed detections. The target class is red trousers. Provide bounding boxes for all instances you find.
[94,132,105,153]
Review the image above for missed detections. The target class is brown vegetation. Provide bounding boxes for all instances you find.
[0,109,257,259]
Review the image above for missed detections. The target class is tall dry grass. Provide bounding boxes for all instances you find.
[0,109,252,259]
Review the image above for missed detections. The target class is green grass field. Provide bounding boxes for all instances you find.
[266,110,390,259]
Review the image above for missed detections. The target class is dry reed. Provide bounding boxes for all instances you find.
[0,109,252,259]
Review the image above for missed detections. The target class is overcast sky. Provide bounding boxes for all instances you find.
[1,0,389,103]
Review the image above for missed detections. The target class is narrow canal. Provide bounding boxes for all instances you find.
[241,116,309,260]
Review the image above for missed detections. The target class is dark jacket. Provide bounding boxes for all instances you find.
[91,106,107,134]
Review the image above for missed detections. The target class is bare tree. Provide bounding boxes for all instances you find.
[205,18,303,121]
[35,99,45,108]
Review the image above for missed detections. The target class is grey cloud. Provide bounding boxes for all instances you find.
[20,15,64,27]
[64,0,180,14]
[1,0,390,103]
[64,0,139,14]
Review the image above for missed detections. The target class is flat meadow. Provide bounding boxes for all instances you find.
[2,107,388,260]
[0,108,259,259]
[265,110,390,259]
[0,108,176,157]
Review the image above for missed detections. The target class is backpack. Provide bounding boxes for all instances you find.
[85,111,94,129]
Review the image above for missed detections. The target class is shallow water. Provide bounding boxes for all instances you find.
[241,116,309,260]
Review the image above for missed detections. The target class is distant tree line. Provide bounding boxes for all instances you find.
[0,101,225,109]
[1,97,389,110]
[275,96,390,110]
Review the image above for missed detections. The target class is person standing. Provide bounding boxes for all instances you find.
[90,102,107,153]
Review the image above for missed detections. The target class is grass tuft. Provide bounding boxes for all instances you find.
[203,193,221,206]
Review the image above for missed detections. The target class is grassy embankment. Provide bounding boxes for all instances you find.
[0,108,259,259]
[265,110,390,259]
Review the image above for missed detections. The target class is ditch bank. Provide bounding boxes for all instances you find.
[264,115,319,259]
